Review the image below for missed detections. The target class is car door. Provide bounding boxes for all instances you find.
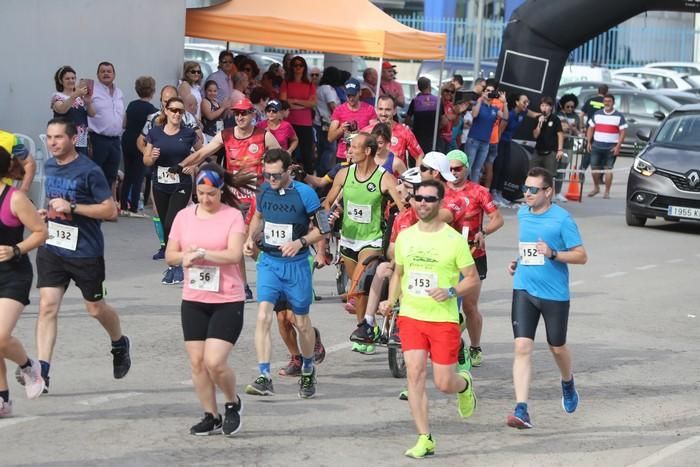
[624,94,673,153]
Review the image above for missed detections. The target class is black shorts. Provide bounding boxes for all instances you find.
[36,247,106,302]
[340,245,382,263]
[274,298,291,313]
[474,255,487,280]
[511,289,569,347]
[0,258,33,305]
[181,300,244,345]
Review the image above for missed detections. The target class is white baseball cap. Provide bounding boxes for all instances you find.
[422,151,456,182]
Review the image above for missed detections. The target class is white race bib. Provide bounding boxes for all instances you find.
[157,166,180,184]
[264,222,293,246]
[188,266,220,292]
[519,242,544,266]
[461,226,470,239]
[47,221,79,251]
[407,271,438,296]
[215,120,224,132]
[347,201,371,224]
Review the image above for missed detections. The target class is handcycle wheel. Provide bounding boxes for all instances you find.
[336,261,348,295]
[388,347,406,378]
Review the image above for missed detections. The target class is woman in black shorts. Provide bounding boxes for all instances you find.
[0,146,49,416]
[166,163,250,436]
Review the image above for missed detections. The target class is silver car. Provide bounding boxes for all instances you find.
[626,104,700,227]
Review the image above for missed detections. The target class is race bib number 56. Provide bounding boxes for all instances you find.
[519,242,544,266]
[188,266,220,292]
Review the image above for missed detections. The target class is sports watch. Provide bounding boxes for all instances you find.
[447,287,457,298]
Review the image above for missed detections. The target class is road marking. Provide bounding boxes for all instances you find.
[570,280,584,287]
[0,416,39,430]
[635,264,657,271]
[627,434,700,467]
[602,272,627,278]
[77,391,143,406]
[665,259,683,264]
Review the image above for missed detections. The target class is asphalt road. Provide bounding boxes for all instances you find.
[2,159,699,466]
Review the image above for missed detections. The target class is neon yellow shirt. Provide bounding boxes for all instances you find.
[394,223,474,323]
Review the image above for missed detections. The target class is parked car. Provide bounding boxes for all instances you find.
[417,60,497,87]
[625,104,700,227]
[645,61,700,84]
[560,65,612,84]
[184,44,222,72]
[556,80,626,101]
[653,89,700,106]
[611,75,650,90]
[613,67,696,91]
[578,89,680,155]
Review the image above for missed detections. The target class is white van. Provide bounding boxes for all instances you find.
[560,65,612,85]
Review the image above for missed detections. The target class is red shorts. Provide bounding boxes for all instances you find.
[398,316,461,365]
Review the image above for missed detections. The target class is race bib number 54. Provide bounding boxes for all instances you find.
[407,271,438,296]
[347,201,371,224]
[519,242,544,266]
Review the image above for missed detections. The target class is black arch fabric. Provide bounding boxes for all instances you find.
[496,0,700,118]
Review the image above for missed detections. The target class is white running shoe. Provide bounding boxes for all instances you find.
[20,359,46,400]
[555,193,568,203]
[0,397,12,417]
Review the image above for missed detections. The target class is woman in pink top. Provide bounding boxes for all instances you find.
[256,99,298,152]
[280,56,316,175]
[166,163,248,437]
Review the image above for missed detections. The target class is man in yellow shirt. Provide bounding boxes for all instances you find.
[380,179,480,459]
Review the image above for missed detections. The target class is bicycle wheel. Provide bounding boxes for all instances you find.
[336,261,348,295]
[388,347,406,378]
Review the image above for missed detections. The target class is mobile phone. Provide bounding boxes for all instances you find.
[315,209,332,234]
[82,78,94,96]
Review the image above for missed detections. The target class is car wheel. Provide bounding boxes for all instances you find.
[625,208,647,227]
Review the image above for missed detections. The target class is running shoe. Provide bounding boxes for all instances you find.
[313,327,326,364]
[152,246,165,260]
[387,327,401,348]
[298,368,317,399]
[360,344,376,355]
[18,359,45,399]
[245,375,274,396]
[161,267,175,285]
[555,192,568,203]
[15,366,50,394]
[507,403,533,429]
[404,434,435,458]
[245,284,254,302]
[457,371,477,418]
[344,297,357,314]
[457,340,472,373]
[0,397,12,417]
[278,354,301,377]
[349,319,380,344]
[351,342,367,353]
[469,346,483,367]
[398,389,408,401]
[222,397,243,436]
[171,266,184,284]
[190,412,222,436]
[561,377,579,414]
[112,335,131,379]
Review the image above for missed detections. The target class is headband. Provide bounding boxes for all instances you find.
[196,170,224,189]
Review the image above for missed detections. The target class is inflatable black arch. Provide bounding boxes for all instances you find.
[496,0,700,108]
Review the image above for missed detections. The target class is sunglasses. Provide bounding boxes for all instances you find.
[443,89,455,94]
[266,108,279,113]
[419,165,432,172]
[189,69,202,74]
[414,194,440,203]
[564,104,574,108]
[167,107,185,114]
[233,110,252,117]
[262,171,285,181]
[450,166,465,172]
[521,184,550,194]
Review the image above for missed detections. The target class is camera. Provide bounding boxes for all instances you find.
[488,90,500,99]
[346,120,358,132]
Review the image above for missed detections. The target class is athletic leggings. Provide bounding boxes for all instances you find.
[293,124,315,175]
[152,187,191,246]
[511,289,569,347]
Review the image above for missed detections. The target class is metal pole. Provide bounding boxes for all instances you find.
[375,57,384,107]
[431,59,445,151]
[473,0,484,79]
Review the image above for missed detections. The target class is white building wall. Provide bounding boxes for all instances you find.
[0,0,186,147]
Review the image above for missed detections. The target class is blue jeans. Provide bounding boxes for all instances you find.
[314,125,337,177]
[465,137,490,183]
[89,133,121,187]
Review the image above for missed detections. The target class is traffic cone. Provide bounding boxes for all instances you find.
[565,173,582,202]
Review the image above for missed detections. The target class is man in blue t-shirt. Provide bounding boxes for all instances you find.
[243,149,327,399]
[28,118,131,394]
[464,82,507,183]
[505,167,588,430]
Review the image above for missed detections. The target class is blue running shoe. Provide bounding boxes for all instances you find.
[245,284,254,302]
[172,265,184,284]
[507,403,533,429]
[152,246,165,260]
[561,377,579,414]
[161,267,175,285]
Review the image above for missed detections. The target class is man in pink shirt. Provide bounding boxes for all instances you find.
[379,62,405,108]
[362,95,424,166]
[327,79,376,161]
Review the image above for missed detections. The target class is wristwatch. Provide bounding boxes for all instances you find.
[70,202,77,214]
[447,287,457,298]
[549,249,558,260]
[299,237,308,248]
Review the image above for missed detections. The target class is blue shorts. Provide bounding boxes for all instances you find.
[256,253,313,315]
[590,146,615,169]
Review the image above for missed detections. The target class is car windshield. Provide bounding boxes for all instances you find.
[654,114,700,148]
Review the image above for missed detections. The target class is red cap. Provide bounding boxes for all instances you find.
[231,98,254,111]
[382,61,396,69]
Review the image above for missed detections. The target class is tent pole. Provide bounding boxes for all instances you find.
[375,57,384,107]
[226,41,230,51]
[431,59,445,151]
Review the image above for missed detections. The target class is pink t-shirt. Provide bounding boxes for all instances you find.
[256,120,296,150]
[331,102,377,159]
[281,80,316,127]
[169,204,246,303]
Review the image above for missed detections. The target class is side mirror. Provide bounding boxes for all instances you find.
[653,110,666,121]
[637,129,651,142]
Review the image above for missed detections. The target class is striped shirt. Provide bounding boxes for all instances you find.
[589,109,627,147]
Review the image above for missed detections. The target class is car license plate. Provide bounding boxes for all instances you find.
[667,205,700,219]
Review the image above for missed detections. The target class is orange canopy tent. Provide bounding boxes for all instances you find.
[185,0,446,60]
